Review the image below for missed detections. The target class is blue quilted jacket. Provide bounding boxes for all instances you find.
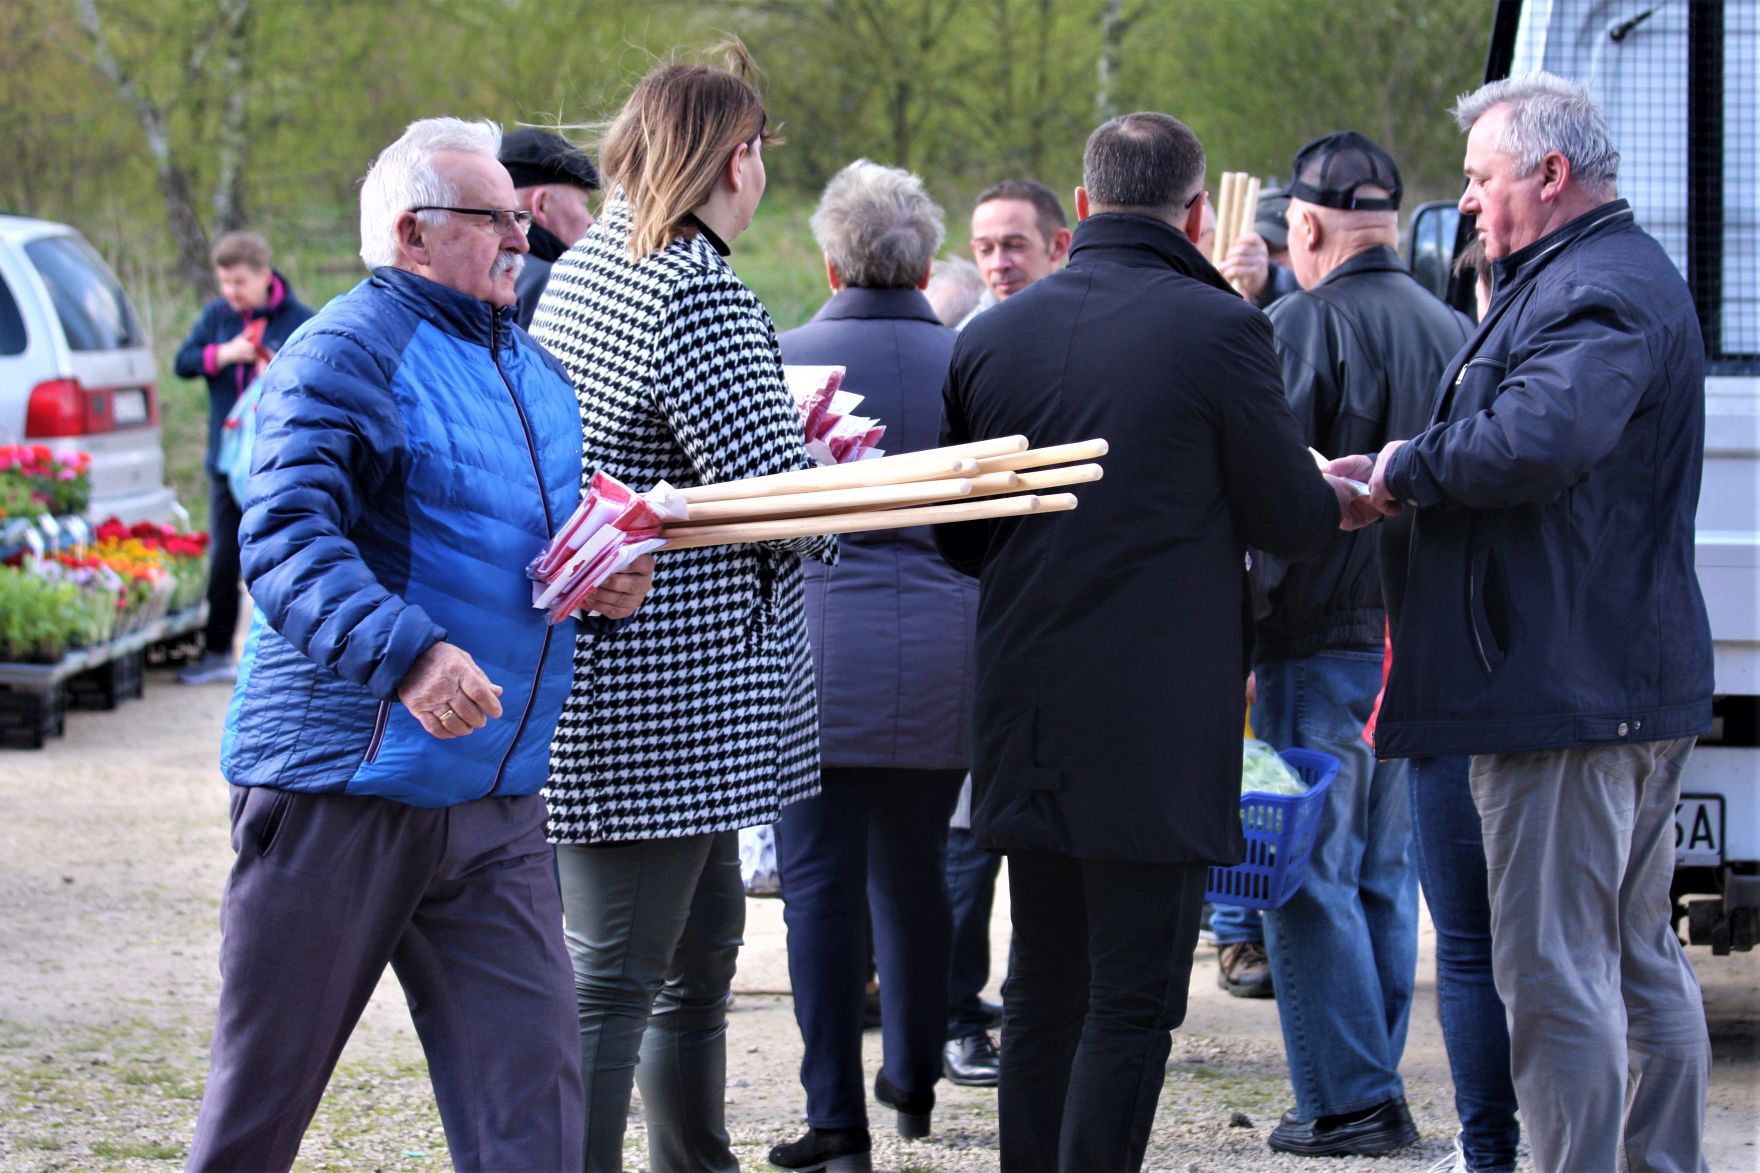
[220,267,583,806]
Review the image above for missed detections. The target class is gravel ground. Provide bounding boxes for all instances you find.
[1,665,1755,1172]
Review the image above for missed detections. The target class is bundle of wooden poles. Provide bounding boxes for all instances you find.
[657,435,1107,551]
[1210,170,1262,293]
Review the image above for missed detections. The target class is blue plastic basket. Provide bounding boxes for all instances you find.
[1204,747,1340,911]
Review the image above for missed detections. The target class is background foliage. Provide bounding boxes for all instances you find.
[0,0,1492,521]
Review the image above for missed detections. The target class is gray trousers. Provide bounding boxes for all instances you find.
[1470,738,1710,1173]
[187,786,583,1172]
[555,830,744,1173]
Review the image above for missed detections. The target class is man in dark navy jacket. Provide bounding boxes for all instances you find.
[937,111,1369,1172]
[1346,73,1714,1173]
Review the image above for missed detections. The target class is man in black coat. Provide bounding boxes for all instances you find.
[935,111,1368,1173]
[499,127,600,328]
[1251,130,1473,1159]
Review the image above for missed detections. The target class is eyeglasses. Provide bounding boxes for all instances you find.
[409,206,533,233]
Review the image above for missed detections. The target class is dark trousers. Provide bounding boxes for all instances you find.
[187,787,582,1172]
[774,767,964,1128]
[998,851,1209,1173]
[204,474,243,655]
[945,823,1003,1037]
[555,831,745,1173]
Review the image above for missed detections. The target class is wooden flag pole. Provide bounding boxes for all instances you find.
[670,475,983,525]
[658,493,1079,551]
[974,438,1109,474]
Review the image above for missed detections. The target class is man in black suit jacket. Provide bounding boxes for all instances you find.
[935,111,1370,1172]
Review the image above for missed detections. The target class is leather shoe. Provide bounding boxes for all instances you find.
[767,1126,873,1172]
[1217,940,1275,999]
[942,1032,999,1087]
[979,996,1004,1028]
[874,1070,933,1138]
[1266,1097,1419,1156]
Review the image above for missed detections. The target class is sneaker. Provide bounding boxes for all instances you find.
[1267,1097,1419,1157]
[177,653,236,685]
[942,1032,1000,1087]
[767,1126,872,1172]
[1216,940,1274,998]
[1423,1134,1469,1173]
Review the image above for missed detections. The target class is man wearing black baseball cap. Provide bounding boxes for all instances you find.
[499,127,602,327]
[1250,129,1474,1158]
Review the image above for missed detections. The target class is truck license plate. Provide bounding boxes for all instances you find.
[1675,795,1723,867]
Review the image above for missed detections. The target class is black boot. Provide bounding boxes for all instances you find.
[767,1127,873,1172]
[874,1070,934,1138]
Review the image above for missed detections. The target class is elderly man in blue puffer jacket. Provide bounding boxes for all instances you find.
[185,117,652,1173]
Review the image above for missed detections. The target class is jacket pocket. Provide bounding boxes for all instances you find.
[1442,356,1508,420]
[1466,541,1507,674]
[253,788,295,856]
[362,699,392,765]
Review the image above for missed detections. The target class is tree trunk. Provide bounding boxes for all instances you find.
[211,0,253,234]
[76,0,216,299]
[1096,0,1125,124]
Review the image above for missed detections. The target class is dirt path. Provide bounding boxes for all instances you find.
[1,666,1755,1171]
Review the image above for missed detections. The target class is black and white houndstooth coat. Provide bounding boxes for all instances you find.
[531,195,835,843]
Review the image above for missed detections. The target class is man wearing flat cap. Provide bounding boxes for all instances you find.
[500,126,601,327]
[1251,129,1473,1158]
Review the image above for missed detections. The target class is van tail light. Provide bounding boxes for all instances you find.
[24,378,153,436]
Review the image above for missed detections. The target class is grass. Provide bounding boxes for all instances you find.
[136,192,831,534]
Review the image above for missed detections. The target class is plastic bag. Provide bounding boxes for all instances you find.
[738,824,782,897]
[1241,739,1307,795]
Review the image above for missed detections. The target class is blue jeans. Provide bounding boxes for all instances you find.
[1209,903,1263,945]
[774,767,963,1128]
[1256,650,1417,1120]
[946,824,1003,1038]
[1410,755,1518,1172]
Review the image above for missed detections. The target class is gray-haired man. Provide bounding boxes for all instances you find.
[1346,72,1714,1173]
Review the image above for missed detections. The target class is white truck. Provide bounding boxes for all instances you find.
[1409,0,1758,952]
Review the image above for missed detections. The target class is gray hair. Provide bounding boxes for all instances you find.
[924,255,986,326]
[1452,72,1619,194]
[359,117,504,269]
[810,159,946,289]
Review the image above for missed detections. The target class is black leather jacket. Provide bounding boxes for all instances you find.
[1375,202,1714,757]
[1254,245,1472,661]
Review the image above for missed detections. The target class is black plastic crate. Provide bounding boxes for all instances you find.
[66,651,145,712]
[0,685,65,750]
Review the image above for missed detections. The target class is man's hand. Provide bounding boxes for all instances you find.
[397,641,504,739]
[582,554,654,620]
[1219,232,1270,300]
[1325,473,1385,530]
[1245,670,1258,707]
[215,333,259,367]
[1367,440,1408,516]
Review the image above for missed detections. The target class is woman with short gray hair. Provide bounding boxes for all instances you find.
[767,159,976,1173]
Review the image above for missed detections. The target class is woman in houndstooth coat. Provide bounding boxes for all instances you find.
[530,48,834,1173]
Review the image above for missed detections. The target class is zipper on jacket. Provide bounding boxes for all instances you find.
[487,306,556,794]
[363,699,392,765]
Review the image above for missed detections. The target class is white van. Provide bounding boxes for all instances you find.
[0,215,180,524]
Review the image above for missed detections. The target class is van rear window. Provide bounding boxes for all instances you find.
[23,234,145,352]
[0,271,25,356]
